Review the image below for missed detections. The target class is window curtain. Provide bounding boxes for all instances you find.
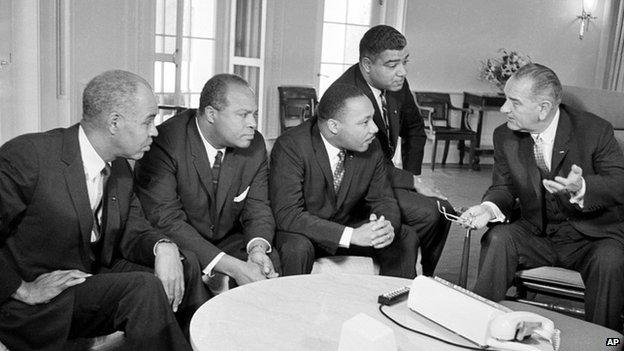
[605,0,624,91]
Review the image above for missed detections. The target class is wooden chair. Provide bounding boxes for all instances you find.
[413,92,477,171]
[277,86,317,134]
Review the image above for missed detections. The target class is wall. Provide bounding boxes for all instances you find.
[404,0,611,164]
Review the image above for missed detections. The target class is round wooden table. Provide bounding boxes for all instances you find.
[189,273,622,351]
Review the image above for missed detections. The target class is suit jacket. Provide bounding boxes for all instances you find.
[331,63,426,183]
[134,110,275,268]
[269,118,401,254]
[484,105,624,242]
[0,124,166,303]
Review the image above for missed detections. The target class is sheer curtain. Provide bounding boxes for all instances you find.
[605,0,624,91]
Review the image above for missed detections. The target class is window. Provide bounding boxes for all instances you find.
[154,0,217,117]
[318,0,382,96]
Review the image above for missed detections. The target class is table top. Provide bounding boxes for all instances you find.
[190,273,622,351]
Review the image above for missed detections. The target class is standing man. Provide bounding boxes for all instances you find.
[330,25,451,275]
[135,74,279,289]
[0,70,202,350]
[271,83,419,278]
[460,63,624,330]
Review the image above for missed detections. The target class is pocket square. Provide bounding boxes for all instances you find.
[233,186,250,202]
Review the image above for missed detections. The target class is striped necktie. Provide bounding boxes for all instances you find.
[333,150,346,192]
[212,151,223,192]
[92,164,111,243]
[379,91,390,138]
[533,136,549,174]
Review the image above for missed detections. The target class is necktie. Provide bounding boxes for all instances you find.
[92,164,111,243]
[212,151,223,193]
[380,91,390,138]
[533,136,549,174]
[333,150,346,192]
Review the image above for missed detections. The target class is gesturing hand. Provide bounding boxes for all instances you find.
[154,242,185,312]
[542,164,584,195]
[12,270,91,305]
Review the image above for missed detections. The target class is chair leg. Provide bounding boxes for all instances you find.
[431,139,437,171]
[442,141,450,166]
[458,140,466,165]
[469,136,477,170]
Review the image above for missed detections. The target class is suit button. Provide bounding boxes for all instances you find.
[210,225,215,231]
[112,196,117,201]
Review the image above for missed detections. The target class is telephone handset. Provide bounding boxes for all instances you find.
[487,311,561,351]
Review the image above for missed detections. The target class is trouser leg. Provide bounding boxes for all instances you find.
[374,224,419,278]
[274,231,315,276]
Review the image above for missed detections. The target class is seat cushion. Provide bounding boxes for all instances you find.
[517,267,585,289]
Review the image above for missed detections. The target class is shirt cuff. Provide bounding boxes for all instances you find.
[339,227,353,248]
[569,177,586,208]
[153,238,176,256]
[202,252,226,277]
[481,201,506,223]
[246,237,272,254]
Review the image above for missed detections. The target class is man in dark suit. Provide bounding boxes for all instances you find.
[135,74,279,289]
[330,25,451,276]
[271,83,419,278]
[0,70,205,350]
[461,64,624,330]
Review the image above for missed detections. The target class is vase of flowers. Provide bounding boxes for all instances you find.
[480,49,531,93]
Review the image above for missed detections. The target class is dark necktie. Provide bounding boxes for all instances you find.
[533,136,549,174]
[212,151,223,193]
[380,91,390,139]
[92,164,111,243]
[333,150,346,192]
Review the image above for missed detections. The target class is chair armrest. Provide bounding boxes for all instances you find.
[417,106,436,134]
[449,105,473,114]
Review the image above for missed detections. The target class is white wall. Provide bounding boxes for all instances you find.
[403,0,612,165]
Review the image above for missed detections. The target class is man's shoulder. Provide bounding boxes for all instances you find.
[330,64,361,87]
[1,126,70,157]
[562,104,613,132]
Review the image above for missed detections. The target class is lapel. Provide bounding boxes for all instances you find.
[311,122,337,203]
[60,125,96,265]
[519,134,543,201]
[550,109,571,176]
[188,113,215,200]
[215,147,240,217]
[336,151,356,209]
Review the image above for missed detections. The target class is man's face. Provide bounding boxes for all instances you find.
[333,96,378,152]
[115,84,158,160]
[207,84,258,149]
[500,77,545,133]
[365,48,409,92]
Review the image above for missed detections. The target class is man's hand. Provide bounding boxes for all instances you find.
[154,242,185,313]
[231,260,267,285]
[351,214,394,248]
[543,164,583,195]
[413,176,448,200]
[11,270,91,305]
[459,204,495,229]
[248,249,279,279]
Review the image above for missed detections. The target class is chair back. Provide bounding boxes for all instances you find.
[414,92,453,128]
[277,86,318,134]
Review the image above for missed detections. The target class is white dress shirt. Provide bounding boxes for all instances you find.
[78,126,109,243]
[320,132,353,248]
[195,118,271,276]
[483,108,586,223]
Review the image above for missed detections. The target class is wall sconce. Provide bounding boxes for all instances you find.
[577,0,597,40]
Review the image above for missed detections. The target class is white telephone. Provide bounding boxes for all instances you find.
[407,276,561,351]
[487,311,560,351]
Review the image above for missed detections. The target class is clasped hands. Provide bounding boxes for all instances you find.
[352,213,395,248]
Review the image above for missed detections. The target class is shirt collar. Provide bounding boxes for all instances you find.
[78,125,107,180]
[319,130,341,162]
[195,115,226,164]
[531,108,560,144]
[367,82,383,99]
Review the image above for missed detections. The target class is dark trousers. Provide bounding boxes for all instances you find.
[104,249,209,338]
[276,224,419,279]
[0,267,193,351]
[473,221,624,331]
[394,188,452,276]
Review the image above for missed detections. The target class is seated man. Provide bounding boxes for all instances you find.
[0,70,206,351]
[135,74,279,288]
[329,25,451,276]
[271,83,419,278]
[460,63,624,331]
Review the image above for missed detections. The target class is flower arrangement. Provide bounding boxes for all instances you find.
[480,49,532,91]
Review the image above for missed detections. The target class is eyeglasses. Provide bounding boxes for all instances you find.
[436,201,473,227]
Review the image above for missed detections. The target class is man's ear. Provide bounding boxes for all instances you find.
[361,57,373,73]
[204,106,217,123]
[327,118,340,135]
[537,100,553,121]
[107,112,121,135]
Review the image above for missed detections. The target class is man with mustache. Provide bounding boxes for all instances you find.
[461,63,624,331]
[0,70,204,351]
[271,83,419,278]
[135,74,280,290]
[329,25,452,276]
